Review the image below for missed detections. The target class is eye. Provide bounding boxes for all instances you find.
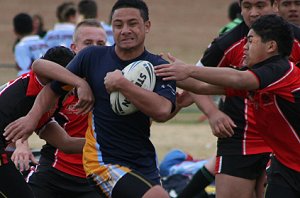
[83,41,93,46]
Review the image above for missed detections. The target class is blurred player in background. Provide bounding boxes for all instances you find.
[44,2,78,48]
[13,13,48,76]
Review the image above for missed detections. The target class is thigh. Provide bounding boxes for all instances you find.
[0,160,34,198]
[112,170,156,198]
[216,173,256,198]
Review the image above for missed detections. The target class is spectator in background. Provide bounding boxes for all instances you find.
[219,1,243,35]
[13,13,48,76]
[44,2,78,48]
[32,14,47,38]
[78,0,114,45]
[278,0,300,26]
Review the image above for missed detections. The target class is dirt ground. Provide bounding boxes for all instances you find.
[0,0,231,160]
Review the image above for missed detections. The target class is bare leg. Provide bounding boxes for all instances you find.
[216,173,256,198]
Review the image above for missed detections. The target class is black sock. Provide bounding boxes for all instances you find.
[177,166,215,198]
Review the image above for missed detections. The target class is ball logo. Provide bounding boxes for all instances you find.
[110,60,156,115]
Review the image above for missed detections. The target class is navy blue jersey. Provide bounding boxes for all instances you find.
[51,45,176,180]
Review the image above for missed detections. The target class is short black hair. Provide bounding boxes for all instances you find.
[111,0,149,22]
[56,2,77,22]
[78,0,98,19]
[13,13,33,35]
[251,14,294,57]
[239,0,276,4]
[229,1,241,21]
[42,46,75,67]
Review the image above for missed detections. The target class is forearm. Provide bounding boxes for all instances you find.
[27,84,59,123]
[39,122,85,154]
[188,66,258,90]
[32,59,86,89]
[177,78,225,95]
[119,79,172,122]
[191,94,219,118]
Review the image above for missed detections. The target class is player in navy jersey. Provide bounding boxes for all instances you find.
[155,14,300,198]
[4,1,176,198]
[0,46,79,198]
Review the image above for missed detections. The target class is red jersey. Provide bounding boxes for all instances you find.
[227,56,300,171]
[52,94,88,178]
[201,22,300,155]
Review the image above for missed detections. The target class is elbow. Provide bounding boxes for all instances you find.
[152,106,172,122]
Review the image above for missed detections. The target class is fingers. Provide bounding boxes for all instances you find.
[167,53,176,62]
[4,122,20,141]
[30,154,38,165]
[74,99,93,115]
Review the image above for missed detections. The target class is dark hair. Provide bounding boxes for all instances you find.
[251,14,294,57]
[41,46,75,67]
[239,0,276,4]
[78,0,98,19]
[111,0,149,22]
[56,2,77,22]
[13,13,33,35]
[229,1,241,21]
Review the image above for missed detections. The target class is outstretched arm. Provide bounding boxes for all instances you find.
[155,53,259,91]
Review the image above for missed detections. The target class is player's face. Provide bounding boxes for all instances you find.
[72,26,107,53]
[112,8,150,53]
[241,0,278,27]
[243,29,272,67]
[279,0,300,26]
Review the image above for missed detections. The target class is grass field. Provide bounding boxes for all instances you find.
[0,67,216,161]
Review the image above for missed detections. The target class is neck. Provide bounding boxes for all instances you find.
[115,45,145,61]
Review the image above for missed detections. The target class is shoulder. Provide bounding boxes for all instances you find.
[144,51,169,66]
[290,23,300,40]
[215,22,249,51]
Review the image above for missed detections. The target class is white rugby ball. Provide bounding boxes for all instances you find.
[110,60,156,115]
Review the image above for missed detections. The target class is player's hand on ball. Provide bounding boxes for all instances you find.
[104,70,124,93]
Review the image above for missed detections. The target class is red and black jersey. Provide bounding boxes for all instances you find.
[39,94,88,178]
[0,71,52,149]
[228,56,300,172]
[201,22,300,155]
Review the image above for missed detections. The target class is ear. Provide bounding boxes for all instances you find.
[70,43,76,52]
[145,20,151,33]
[267,40,278,53]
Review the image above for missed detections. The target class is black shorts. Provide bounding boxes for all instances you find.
[0,158,34,198]
[88,170,157,198]
[216,153,270,179]
[265,156,300,198]
[28,164,99,198]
